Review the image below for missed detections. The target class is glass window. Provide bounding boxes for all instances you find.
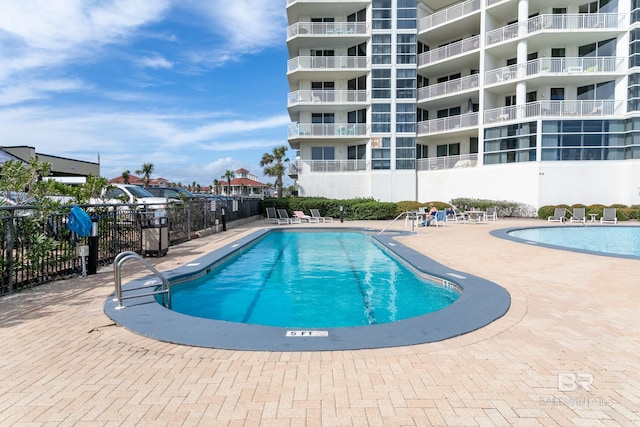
[311,147,335,160]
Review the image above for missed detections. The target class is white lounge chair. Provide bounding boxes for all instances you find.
[600,208,617,224]
[485,206,498,221]
[265,207,280,224]
[310,208,333,223]
[569,207,586,224]
[548,208,566,222]
[293,210,318,223]
[277,209,301,224]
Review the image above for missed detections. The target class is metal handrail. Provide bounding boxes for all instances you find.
[113,251,171,310]
[378,211,417,235]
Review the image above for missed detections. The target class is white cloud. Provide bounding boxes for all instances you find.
[180,0,287,68]
[137,53,174,69]
[0,0,171,82]
[0,79,88,106]
[0,106,290,184]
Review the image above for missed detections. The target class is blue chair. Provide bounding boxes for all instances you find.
[433,210,447,227]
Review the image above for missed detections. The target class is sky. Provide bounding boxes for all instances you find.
[0,0,293,188]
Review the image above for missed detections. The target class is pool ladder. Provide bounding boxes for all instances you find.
[378,211,418,235]
[113,251,171,310]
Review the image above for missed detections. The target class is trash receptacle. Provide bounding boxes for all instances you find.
[141,216,169,257]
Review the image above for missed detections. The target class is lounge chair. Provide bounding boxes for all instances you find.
[485,206,498,221]
[569,207,586,224]
[265,207,279,224]
[433,210,447,227]
[548,208,566,222]
[447,207,466,222]
[293,210,318,223]
[277,209,301,225]
[310,208,333,223]
[600,208,617,224]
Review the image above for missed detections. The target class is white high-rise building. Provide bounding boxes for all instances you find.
[286,0,640,208]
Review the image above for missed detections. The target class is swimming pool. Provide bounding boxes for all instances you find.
[492,225,640,260]
[167,230,460,328]
[104,228,510,351]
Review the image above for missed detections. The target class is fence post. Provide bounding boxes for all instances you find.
[5,211,15,294]
[88,217,98,275]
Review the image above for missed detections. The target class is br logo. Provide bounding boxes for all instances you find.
[558,373,594,392]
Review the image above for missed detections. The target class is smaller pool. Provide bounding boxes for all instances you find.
[493,226,640,259]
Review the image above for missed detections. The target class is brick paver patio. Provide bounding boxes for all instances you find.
[1,219,638,426]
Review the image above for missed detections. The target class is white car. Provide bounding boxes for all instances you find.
[91,184,168,213]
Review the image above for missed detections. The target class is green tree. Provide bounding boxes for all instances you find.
[68,175,109,204]
[212,179,220,195]
[0,159,66,291]
[222,169,234,196]
[135,163,154,188]
[121,170,130,184]
[259,146,289,199]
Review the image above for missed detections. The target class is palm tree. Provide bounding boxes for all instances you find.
[135,163,154,188]
[121,170,130,184]
[260,146,289,199]
[222,169,234,196]
[212,179,220,195]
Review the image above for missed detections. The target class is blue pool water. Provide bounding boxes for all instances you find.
[168,230,460,328]
[507,226,640,258]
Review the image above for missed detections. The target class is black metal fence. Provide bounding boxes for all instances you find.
[0,197,262,296]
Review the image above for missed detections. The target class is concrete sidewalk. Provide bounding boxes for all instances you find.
[1,219,638,426]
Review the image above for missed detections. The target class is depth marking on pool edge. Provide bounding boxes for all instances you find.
[286,330,329,337]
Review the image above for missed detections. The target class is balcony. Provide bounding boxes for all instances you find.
[486,13,626,46]
[287,56,369,82]
[484,100,625,124]
[417,154,478,171]
[287,90,368,109]
[417,113,478,136]
[288,123,369,146]
[417,36,480,67]
[485,57,626,86]
[418,75,479,102]
[287,22,368,39]
[289,159,368,175]
[418,0,481,32]
[287,0,369,6]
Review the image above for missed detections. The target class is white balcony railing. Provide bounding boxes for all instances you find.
[288,90,368,106]
[418,75,479,101]
[419,0,481,31]
[417,113,479,136]
[290,160,369,174]
[417,35,480,67]
[287,22,368,38]
[287,0,369,5]
[288,56,369,73]
[484,100,625,123]
[485,57,626,85]
[288,123,369,138]
[486,13,626,46]
[417,154,478,171]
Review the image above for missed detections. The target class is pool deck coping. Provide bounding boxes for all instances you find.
[104,227,510,351]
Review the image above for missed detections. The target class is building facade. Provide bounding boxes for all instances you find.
[1,146,100,184]
[286,0,640,208]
